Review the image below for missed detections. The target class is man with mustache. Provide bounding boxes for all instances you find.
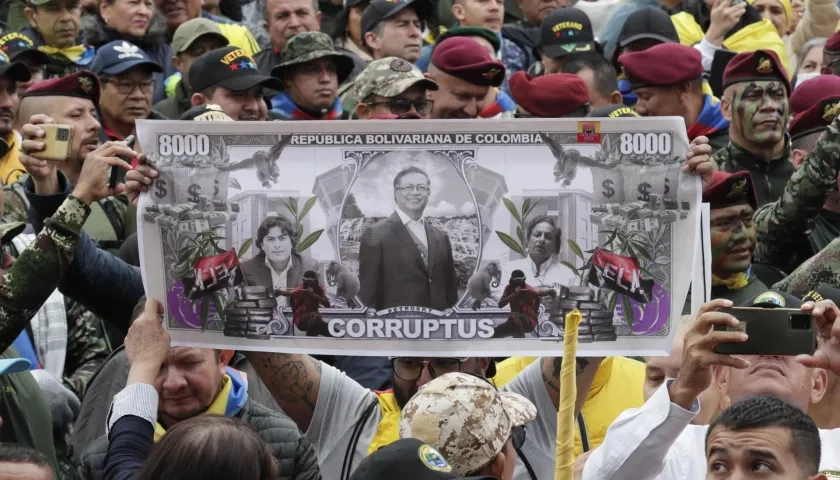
[339,0,433,114]
[19,0,96,79]
[187,46,283,121]
[269,32,356,120]
[711,49,793,207]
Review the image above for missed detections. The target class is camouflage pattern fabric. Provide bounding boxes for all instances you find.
[0,196,90,354]
[353,57,439,102]
[62,297,111,399]
[399,372,536,476]
[3,179,29,224]
[710,139,794,208]
[774,235,840,296]
[272,31,354,81]
[753,116,840,272]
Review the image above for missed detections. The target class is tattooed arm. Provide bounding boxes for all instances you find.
[540,357,604,412]
[247,352,324,432]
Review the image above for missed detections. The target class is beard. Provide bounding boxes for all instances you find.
[393,376,415,410]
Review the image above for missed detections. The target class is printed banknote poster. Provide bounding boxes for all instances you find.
[135,118,699,356]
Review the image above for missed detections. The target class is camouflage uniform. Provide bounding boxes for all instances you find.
[398,372,536,476]
[774,235,840,296]
[753,116,840,273]
[348,57,439,119]
[710,140,794,208]
[0,195,91,354]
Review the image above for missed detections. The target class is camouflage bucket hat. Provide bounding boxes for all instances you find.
[0,222,26,247]
[270,32,356,85]
[355,57,438,101]
[398,372,537,476]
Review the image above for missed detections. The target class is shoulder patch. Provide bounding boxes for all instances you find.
[418,444,452,472]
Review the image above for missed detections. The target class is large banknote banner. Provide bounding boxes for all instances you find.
[135,118,699,356]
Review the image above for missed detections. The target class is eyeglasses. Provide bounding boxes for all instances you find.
[366,98,433,115]
[390,357,467,381]
[395,184,430,194]
[105,79,155,95]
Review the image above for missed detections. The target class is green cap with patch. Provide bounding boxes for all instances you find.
[354,57,438,101]
[270,32,355,85]
[0,222,26,247]
[172,18,229,54]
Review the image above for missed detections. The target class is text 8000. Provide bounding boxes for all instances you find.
[158,134,211,156]
[620,133,671,155]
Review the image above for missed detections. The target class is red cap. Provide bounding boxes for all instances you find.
[790,74,840,115]
[430,37,505,87]
[617,43,702,88]
[21,70,100,105]
[825,30,840,55]
[789,95,840,140]
[509,71,589,118]
[703,171,758,211]
[722,50,790,94]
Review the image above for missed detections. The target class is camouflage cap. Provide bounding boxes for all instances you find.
[355,57,438,101]
[399,373,536,476]
[0,222,26,247]
[270,32,356,85]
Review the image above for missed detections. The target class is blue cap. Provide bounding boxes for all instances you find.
[0,358,30,375]
[90,40,163,76]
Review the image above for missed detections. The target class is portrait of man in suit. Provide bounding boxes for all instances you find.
[358,166,459,310]
[240,215,324,307]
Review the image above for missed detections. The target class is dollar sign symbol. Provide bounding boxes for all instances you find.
[188,184,200,203]
[664,178,670,196]
[154,179,167,199]
[214,179,220,197]
[637,182,651,201]
[602,179,615,198]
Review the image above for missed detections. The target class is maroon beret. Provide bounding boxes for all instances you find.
[509,71,589,118]
[703,170,757,211]
[791,74,840,115]
[722,50,790,94]
[21,70,100,105]
[431,37,505,87]
[617,43,702,89]
[825,30,840,55]
[789,95,840,140]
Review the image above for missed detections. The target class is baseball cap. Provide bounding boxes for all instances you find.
[0,32,49,65]
[354,57,438,101]
[90,40,163,76]
[802,286,840,306]
[180,103,234,121]
[189,46,283,93]
[172,18,229,54]
[0,358,30,375]
[362,0,434,41]
[350,438,496,480]
[0,53,30,83]
[617,7,679,47]
[539,7,597,59]
[399,373,536,475]
[588,104,641,118]
[741,290,804,309]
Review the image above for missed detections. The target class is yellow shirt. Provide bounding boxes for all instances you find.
[1,132,25,185]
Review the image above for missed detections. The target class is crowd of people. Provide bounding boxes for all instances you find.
[0,0,836,478]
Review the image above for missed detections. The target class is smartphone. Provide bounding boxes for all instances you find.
[110,135,135,189]
[713,307,817,356]
[32,124,75,162]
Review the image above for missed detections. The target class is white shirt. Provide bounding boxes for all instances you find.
[582,381,840,480]
[266,255,290,306]
[396,208,428,251]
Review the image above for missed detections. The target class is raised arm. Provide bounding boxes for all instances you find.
[246,353,324,432]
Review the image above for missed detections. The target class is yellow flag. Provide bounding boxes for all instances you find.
[555,309,582,480]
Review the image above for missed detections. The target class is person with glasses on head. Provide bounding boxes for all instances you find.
[352,57,438,120]
[400,372,536,480]
[89,39,167,144]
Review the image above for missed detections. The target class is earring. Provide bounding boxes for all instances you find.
[103,17,109,24]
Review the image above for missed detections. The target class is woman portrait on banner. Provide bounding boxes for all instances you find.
[490,215,577,303]
[240,215,325,308]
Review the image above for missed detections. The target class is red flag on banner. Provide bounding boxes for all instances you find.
[587,247,654,303]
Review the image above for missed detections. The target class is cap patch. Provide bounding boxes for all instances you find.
[727,178,747,199]
[78,75,94,94]
[756,56,773,74]
[0,33,35,49]
[483,67,503,81]
[754,291,785,306]
[418,445,452,472]
[113,41,144,60]
[390,58,412,72]
[552,21,583,36]
[608,107,638,117]
[823,99,840,122]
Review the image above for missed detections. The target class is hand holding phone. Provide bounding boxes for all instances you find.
[713,307,817,356]
[31,124,75,163]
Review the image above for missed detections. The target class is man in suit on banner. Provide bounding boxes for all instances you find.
[358,166,459,310]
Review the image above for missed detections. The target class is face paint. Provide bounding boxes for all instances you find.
[709,204,756,276]
[731,81,789,148]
